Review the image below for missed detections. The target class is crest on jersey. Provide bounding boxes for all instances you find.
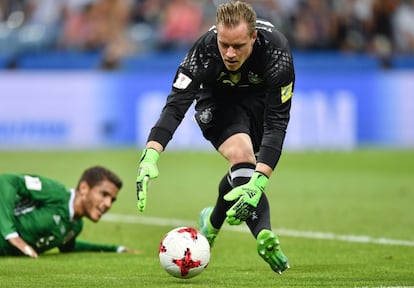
[173,72,192,89]
[198,108,213,124]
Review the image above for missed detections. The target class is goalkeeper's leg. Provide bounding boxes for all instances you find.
[199,172,233,246]
[199,163,254,246]
[246,192,271,237]
[246,193,290,274]
[256,229,290,274]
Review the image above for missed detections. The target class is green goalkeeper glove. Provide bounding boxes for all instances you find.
[224,171,268,225]
[136,148,159,212]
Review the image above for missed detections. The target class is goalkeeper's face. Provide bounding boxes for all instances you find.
[217,21,257,72]
[80,179,119,222]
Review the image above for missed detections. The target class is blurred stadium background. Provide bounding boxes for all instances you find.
[0,0,413,151]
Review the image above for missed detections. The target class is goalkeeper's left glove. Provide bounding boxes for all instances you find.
[136,148,159,212]
[223,171,268,225]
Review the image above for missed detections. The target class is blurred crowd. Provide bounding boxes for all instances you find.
[0,0,413,69]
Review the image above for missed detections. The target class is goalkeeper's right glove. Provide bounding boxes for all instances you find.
[136,148,159,212]
[224,171,268,225]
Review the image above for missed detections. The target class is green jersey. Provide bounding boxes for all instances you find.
[0,174,119,256]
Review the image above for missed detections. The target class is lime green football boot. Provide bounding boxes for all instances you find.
[198,207,219,247]
[256,229,290,274]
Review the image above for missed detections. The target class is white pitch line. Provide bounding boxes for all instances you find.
[102,213,414,247]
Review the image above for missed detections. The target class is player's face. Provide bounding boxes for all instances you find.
[81,180,119,222]
[217,21,257,71]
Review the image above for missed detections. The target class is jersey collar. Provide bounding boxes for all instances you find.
[69,188,75,221]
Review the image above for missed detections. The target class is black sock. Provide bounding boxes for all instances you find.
[210,173,233,229]
[210,163,255,229]
[246,192,272,238]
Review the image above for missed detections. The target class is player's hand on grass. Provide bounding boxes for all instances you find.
[136,148,159,212]
[224,172,268,225]
[8,235,38,258]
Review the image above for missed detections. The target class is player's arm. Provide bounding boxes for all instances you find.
[257,97,292,171]
[0,175,21,239]
[136,68,199,212]
[7,235,38,258]
[142,39,211,151]
[136,34,216,212]
[258,45,294,171]
[1,175,68,257]
[146,141,163,153]
[58,239,140,254]
[255,163,273,178]
[0,175,37,258]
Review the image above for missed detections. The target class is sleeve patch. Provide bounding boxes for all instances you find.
[24,175,42,191]
[173,72,192,89]
[281,82,293,103]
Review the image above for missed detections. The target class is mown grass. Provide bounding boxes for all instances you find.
[1,149,413,287]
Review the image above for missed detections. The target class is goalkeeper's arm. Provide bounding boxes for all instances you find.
[145,141,164,154]
[255,162,273,178]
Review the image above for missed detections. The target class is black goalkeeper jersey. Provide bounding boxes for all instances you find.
[148,19,295,169]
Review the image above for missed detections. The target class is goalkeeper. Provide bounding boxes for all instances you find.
[0,166,138,257]
[136,1,293,274]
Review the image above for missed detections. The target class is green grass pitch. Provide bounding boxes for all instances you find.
[0,149,413,287]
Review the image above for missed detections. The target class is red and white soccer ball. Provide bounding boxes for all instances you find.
[159,227,210,279]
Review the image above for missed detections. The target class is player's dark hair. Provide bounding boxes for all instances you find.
[216,1,256,36]
[77,166,123,190]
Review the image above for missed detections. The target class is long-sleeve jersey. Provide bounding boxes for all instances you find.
[148,19,295,169]
[0,174,119,256]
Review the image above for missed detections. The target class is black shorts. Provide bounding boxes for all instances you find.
[194,91,265,152]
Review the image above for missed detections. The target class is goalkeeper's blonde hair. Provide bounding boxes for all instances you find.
[216,1,257,36]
